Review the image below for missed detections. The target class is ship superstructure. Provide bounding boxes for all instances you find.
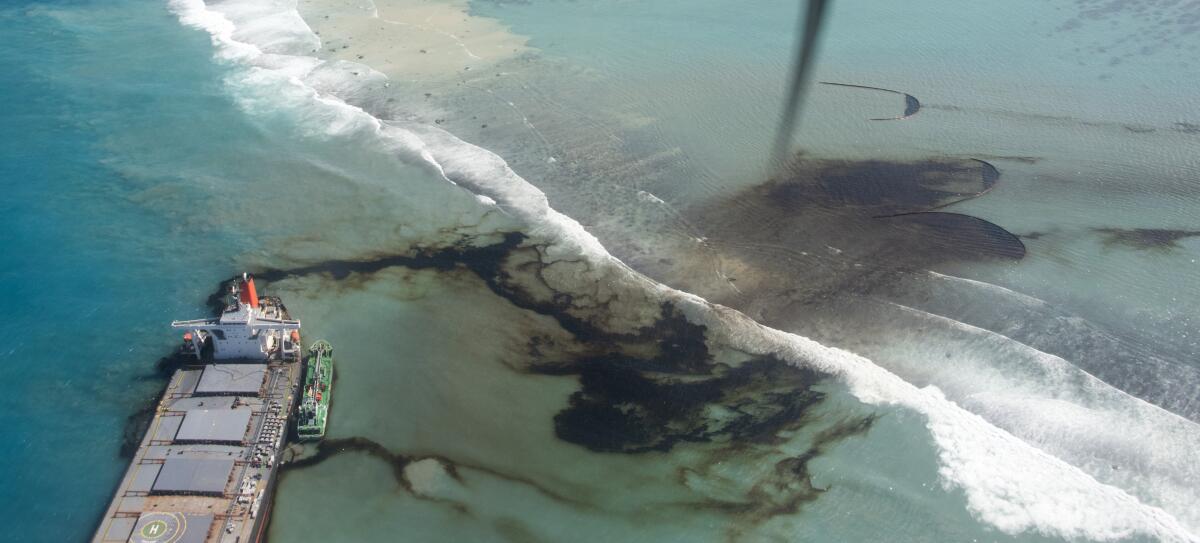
[173,274,301,361]
[94,275,304,543]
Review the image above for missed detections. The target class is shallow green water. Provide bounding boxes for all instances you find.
[265,269,1068,542]
[171,0,1198,540]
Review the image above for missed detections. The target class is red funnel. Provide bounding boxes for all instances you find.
[239,275,260,308]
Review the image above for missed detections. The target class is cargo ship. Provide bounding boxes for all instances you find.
[296,340,334,441]
[93,274,303,543]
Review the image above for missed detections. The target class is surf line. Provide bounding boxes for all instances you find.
[819,82,921,120]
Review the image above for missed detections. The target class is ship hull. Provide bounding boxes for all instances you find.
[92,279,304,543]
[296,340,334,441]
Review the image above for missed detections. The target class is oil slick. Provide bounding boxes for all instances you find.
[222,237,880,540]
[1095,228,1200,252]
[687,154,1023,312]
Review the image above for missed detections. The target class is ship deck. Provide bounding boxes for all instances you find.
[92,353,303,543]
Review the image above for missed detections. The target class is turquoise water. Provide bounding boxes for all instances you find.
[0,3,249,537]
[3,0,1199,541]
[0,0,445,537]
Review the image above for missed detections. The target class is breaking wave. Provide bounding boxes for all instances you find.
[168,0,1199,540]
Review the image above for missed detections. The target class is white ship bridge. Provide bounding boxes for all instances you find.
[172,274,300,361]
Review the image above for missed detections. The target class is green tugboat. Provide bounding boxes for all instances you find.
[297,340,334,441]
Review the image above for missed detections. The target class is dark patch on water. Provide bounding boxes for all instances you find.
[283,436,417,490]
[1095,227,1200,250]
[277,435,593,516]
[225,242,847,457]
[878,212,1026,260]
[927,103,1108,127]
[226,235,874,531]
[203,239,493,313]
[119,344,213,457]
[686,154,1023,311]
[519,299,878,530]
[692,416,877,527]
[1175,122,1200,135]
[765,157,997,215]
[514,300,847,459]
[120,400,158,458]
[1124,124,1157,134]
[207,233,621,341]
[545,334,826,452]
[926,103,1189,136]
[734,155,1017,257]
[1058,0,1197,66]
[492,518,548,543]
[972,154,1043,164]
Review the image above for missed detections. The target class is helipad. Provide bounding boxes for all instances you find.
[129,512,213,543]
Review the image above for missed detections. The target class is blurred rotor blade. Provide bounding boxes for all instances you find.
[770,0,830,170]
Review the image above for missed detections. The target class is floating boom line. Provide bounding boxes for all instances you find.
[819,82,922,120]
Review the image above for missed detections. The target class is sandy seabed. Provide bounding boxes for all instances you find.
[299,0,529,83]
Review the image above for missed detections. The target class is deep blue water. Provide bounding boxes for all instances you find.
[0,2,261,539]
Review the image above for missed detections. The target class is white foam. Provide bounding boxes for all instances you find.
[166,1,1200,540]
[207,0,320,55]
[636,190,667,205]
[699,309,1198,541]
[878,301,1200,526]
[927,270,1050,307]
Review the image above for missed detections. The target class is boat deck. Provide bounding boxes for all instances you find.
[93,354,302,543]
